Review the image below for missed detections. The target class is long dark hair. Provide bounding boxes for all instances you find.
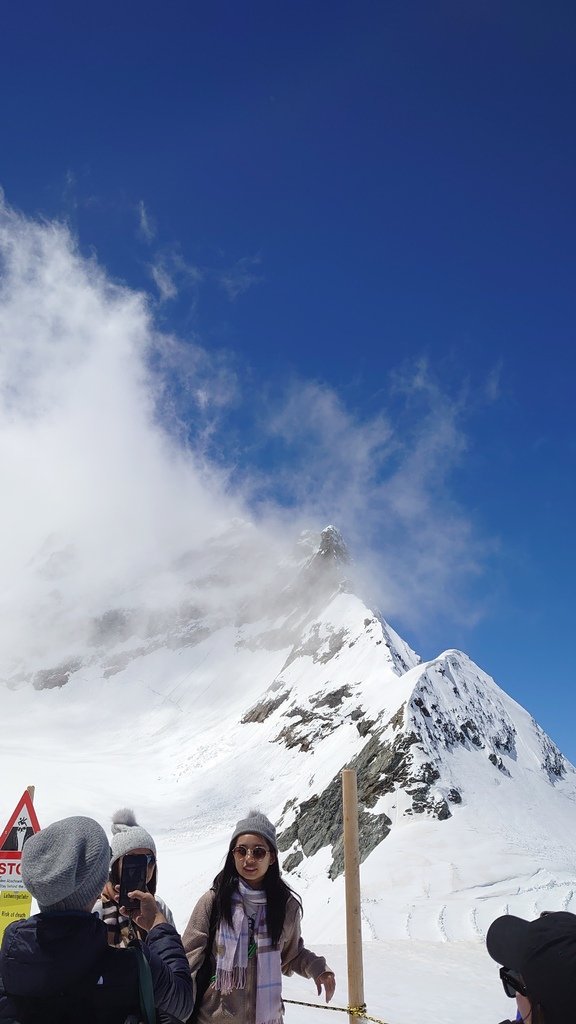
[528,1001,545,1024]
[212,842,302,948]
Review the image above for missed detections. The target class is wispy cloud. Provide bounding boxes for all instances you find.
[137,199,156,243]
[149,259,179,301]
[248,365,484,625]
[146,248,261,305]
[484,359,503,402]
[216,255,262,300]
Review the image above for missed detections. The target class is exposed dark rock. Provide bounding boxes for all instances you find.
[435,799,451,821]
[539,732,567,782]
[283,850,303,872]
[389,703,405,731]
[167,624,214,650]
[33,658,82,690]
[317,629,350,663]
[356,718,375,736]
[281,625,350,670]
[241,691,290,723]
[488,752,510,775]
[90,609,134,647]
[493,724,515,755]
[277,768,393,879]
[447,788,462,803]
[406,788,451,820]
[316,526,349,565]
[413,697,431,718]
[103,650,144,678]
[274,724,313,752]
[277,819,299,851]
[328,810,391,879]
[273,698,342,749]
[461,720,484,748]
[284,707,315,724]
[412,762,441,786]
[277,723,425,876]
[312,684,353,709]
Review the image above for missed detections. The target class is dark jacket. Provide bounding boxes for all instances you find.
[0,910,194,1024]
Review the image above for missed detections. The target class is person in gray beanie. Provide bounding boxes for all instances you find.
[93,808,176,946]
[21,815,110,913]
[0,815,193,1024]
[182,809,335,1024]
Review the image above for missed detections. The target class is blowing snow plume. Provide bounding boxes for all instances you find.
[0,195,485,683]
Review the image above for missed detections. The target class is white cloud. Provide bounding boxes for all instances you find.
[0,197,489,677]
[0,199,250,673]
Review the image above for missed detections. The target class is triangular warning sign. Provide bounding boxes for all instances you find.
[0,790,41,852]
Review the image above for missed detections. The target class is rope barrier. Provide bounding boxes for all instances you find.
[283,998,388,1024]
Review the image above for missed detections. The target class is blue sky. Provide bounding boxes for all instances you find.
[0,1,575,758]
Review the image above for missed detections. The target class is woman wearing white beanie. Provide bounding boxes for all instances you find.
[94,808,176,946]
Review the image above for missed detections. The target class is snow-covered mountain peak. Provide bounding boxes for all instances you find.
[3,520,576,946]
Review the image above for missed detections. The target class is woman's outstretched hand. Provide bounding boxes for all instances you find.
[316,971,336,1003]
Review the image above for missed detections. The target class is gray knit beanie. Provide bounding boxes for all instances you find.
[109,808,156,869]
[21,816,110,913]
[230,809,278,852]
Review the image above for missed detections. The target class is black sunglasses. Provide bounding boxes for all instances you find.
[500,967,528,999]
[232,844,269,861]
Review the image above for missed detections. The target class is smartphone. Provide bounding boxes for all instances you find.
[119,853,148,911]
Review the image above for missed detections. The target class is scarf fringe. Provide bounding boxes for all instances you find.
[215,964,248,994]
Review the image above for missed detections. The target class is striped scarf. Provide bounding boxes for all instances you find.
[100,897,146,946]
[215,880,282,1024]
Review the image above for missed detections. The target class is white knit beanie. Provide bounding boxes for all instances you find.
[109,808,156,869]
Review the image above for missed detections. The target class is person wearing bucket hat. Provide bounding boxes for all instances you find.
[486,910,576,1023]
[93,808,176,947]
[0,815,193,1024]
[182,809,335,1024]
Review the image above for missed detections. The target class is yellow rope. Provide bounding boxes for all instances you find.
[283,998,388,1023]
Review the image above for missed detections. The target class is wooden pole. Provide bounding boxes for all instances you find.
[342,769,365,1024]
[26,786,35,802]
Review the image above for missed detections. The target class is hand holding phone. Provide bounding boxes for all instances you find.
[119,854,148,912]
[131,890,167,933]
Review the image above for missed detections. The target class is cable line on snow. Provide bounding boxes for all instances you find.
[284,998,388,1023]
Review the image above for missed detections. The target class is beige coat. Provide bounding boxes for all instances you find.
[182,889,330,1024]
